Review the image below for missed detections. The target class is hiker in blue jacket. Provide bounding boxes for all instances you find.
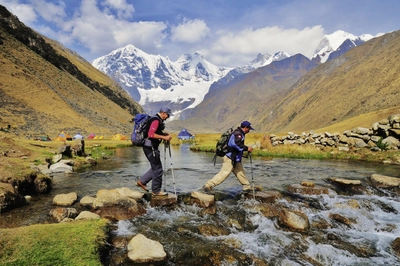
[203,121,254,193]
[136,107,173,197]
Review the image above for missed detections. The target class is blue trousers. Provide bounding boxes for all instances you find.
[139,146,163,193]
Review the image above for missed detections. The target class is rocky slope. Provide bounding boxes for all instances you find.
[0,5,142,137]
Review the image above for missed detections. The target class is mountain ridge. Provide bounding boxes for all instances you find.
[0,5,142,136]
[92,30,374,122]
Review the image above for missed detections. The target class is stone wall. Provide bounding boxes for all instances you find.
[270,114,400,151]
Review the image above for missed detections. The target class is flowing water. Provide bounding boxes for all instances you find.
[1,144,400,265]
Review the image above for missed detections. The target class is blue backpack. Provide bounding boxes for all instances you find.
[131,114,151,146]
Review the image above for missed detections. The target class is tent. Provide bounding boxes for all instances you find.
[87,133,96,139]
[112,134,127,140]
[178,128,194,140]
[73,133,84,140]
[54,131,72,141]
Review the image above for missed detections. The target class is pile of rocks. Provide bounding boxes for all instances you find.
[270,114,400,150]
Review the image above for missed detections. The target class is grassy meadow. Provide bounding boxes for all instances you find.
[188,132,400,163]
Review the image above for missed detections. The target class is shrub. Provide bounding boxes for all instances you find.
[376,137,389,150]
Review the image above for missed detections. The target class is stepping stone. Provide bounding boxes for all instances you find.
[150,193,177,207]
[244,190,281,202]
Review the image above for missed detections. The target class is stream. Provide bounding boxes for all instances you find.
[1,144,400,265]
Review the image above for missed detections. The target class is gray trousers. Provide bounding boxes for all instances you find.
[139,146,163,193]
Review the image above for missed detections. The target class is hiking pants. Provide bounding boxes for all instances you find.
[206,155,251,190]
[140,146,163,193]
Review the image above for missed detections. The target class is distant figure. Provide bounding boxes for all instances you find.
[73,132,85,155]
[73,133,83,140]
[203,121,255,193]
[136,107,173,197]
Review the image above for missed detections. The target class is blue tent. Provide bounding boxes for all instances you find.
[178,128,194,140]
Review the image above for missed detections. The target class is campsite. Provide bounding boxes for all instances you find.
[40,132,130,142]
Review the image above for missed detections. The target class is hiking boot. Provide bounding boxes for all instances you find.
[243,186,262,193]
[203,184,212,193]
[152,191,168,197]
[136,180,149,192]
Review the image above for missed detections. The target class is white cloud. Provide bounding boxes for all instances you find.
[50,0,166,57]
[30,0,66,26]
[103,0,134,20]
[209,25,325,65]
[171,19,210,43]
[0,0,37,24]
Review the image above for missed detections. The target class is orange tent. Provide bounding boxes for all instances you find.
[112,134,127,140]
[54,131,72,141]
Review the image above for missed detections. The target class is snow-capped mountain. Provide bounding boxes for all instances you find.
[314,30,374,63]
[208,51,290,93]
[92,30,374,119]
[93,45,231,118]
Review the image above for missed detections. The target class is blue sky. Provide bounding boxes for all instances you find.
[1,0,399,67]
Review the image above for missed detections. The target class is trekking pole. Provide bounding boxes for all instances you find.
[163,141,167,192]
[249,152,255,200]
[167,141,177,196]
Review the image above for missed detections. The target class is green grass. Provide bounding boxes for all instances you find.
[0,219,110,266]
[189,133,400,163]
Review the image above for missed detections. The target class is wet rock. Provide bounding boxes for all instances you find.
[278,209,310,232]
[52,192,77,206]
[329,178,364,195]
[329,213,354,227]
[332,238,377,258]
[245,190,282,203]
[208,251,248,266]
[115,187,144,201]
[301,181,315,187]
[190,191,215,207]
[370,174,400,188]
[311,218,331,230]
[0,182,27,213]
[111,235,129,249]
[75,210,100,220]
[49,207,77,222]
[287,184,329,195]
[200,205,217,215]
[80,195,96,208]
[33,174,52,193]
[333,199,360,210]
[93,189,146,220]
[198,224,230,236]
[224,206,258,232]
[150,193,177,207]
[330,178,361,186]
[257,202,282,218]
[127,233,166,263]
[391,237,400,258]
[35,164,52,175]
[49,162,73,173]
